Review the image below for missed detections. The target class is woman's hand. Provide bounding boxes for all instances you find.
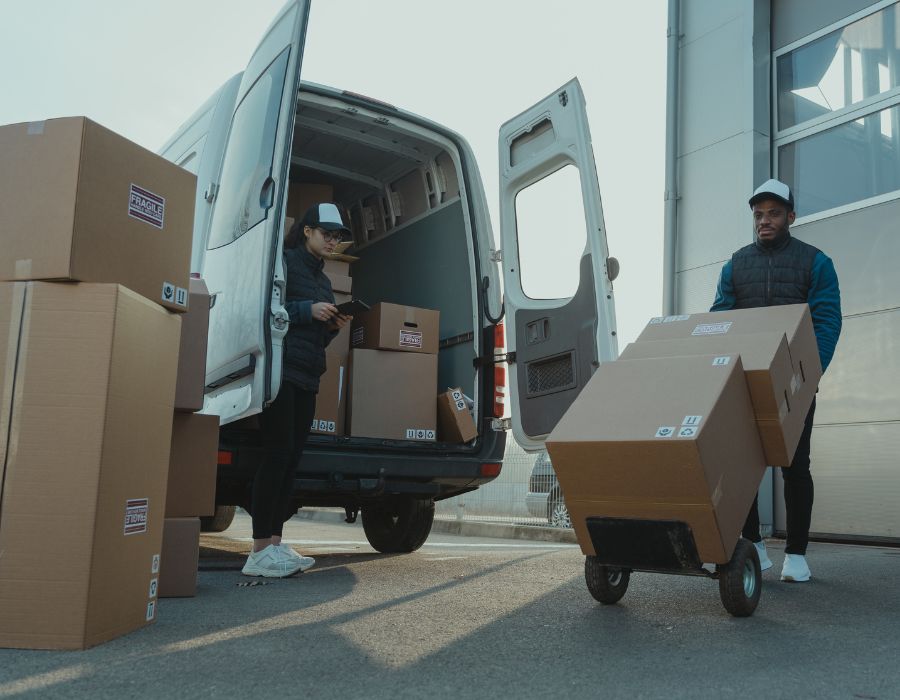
[311,302,339,323]
[328,314,352,330]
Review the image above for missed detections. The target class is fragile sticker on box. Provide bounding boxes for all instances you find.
[124,498,149,535]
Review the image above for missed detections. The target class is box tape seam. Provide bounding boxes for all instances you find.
[0,283,32,525]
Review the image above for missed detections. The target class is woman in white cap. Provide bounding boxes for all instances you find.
[242,203,352,577]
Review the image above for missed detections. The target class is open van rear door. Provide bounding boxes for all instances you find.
[499,78,618,451]
[201,1,310,423]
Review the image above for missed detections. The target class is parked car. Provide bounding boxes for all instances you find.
[525,452,571,528]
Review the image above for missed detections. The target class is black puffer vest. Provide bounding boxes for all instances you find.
[731,233,820,309]
[283,245,335,392]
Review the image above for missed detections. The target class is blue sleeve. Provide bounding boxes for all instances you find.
[285,300,312,325]
[808,252,842,372]
[710,260,735,311]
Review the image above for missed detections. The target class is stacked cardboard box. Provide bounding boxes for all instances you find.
[0,116,196,648]
[547,305,820,565]
[348,303,440,441]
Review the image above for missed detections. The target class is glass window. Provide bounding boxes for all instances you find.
[207,49,290,250]
[777,3,900,131]
[514,165,587,300]
[779,103,900,217]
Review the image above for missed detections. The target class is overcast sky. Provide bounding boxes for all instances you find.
[0,0,667,346]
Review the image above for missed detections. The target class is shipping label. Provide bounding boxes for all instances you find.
[692,321,732,336]
[175,287,188,307]
[149,578,158,599]
[124,498,149,535]
[654,426,675,438]
[151,554,160,574]
[451,389,466,412]
[405,428,436,441]
[399,329,423,348]
[146,600,156,621]
[351,327,364,346]
[310,419,337,433]
[128,184,166,229]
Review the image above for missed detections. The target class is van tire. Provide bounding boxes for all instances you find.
[362,497,435,553]
[200,505,237,533]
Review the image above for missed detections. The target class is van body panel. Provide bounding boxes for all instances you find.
[199,1,310,423]
[499,78,618,451]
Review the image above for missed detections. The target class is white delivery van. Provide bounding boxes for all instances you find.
[159,0,618,551]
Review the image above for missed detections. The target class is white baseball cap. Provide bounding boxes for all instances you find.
[301,202,351,234]
[749,179,794,211]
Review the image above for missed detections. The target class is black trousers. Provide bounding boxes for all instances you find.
[250,382,316,540]
[743,398,816,555]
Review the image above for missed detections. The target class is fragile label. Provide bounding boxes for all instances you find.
[654,426,675,438]
[712,356,731,366]
[405,428,436,441]
[682,415,703,426]
[129,184,166,229]
[351,327,364,346]
[399,329,423,348]
[677,426,698,438]
[149,578,158,599]
[162,282,176,305]
[124,498,149,535]
[146,601,156,621]
[151,554,160,574]
[692,322,732,336]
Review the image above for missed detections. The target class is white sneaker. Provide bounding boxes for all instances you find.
[277,543,316,572]
[754,541,773,571]
[242,544,304,578]
[781,553,811,582]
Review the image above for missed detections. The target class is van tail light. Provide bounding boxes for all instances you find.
[481,463,502,478]
[217,450,234,466]
[493,322,507,418]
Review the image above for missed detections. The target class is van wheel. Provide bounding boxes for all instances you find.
[362,498,435,553]
[200,505,236,533]
[547,490,571,528]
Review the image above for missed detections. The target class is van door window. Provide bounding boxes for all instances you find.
[207,48,291,250]
[514,164,587,299]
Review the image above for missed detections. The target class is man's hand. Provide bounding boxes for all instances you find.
[328,314,352,331]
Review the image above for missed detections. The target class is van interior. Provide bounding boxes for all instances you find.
[285,90,483,444]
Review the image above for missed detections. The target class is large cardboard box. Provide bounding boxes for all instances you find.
[326,270,353,294]
[350,303,440,355]
[0,282,180,649]
[546,354,767,564]
[437,388,477,443]
[633,305,822,465]
[348,349,438,441]
[174,278,211,411]
[285,182,334,221]
[330,292,353,357]
[0,117,195,312]
[310,352,348,436]
[159,518,201,598]
[165,412,219,518]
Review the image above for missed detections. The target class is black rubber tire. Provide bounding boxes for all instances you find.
[717,537,762,617]
[585,556,630,604]
[547,490,572,528]
[362,498,435,553]
[200,505,237,533]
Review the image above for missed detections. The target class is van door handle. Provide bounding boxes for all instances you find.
[259,177,276,210]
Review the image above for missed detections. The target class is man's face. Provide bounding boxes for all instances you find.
[752,199,795,242]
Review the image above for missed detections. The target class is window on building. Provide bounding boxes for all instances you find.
[774,1,900,218]
[207,49,290,250]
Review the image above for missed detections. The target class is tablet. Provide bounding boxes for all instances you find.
[335,299,371,317]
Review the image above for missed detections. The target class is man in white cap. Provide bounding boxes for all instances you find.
[711,179,842,583]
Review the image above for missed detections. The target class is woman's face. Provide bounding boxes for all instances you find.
[304,226,340,258]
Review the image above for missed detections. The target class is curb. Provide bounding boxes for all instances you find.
[293,508,578,544]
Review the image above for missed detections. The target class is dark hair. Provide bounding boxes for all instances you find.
[284,219,304,249]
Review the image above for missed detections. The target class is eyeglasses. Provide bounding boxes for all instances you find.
[317,228,345,243]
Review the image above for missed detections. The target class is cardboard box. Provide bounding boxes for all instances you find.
[437,388,477,443]
[348,349,438,440]
[0,117,195,312]
[285,182,333,221]
[159,518,201,598]
[174,278,211,412]
[310,352,347,435]
[324,259,351,278]
[0,282,180,649]
[330,292,352,356]
[350,303,440,355]
[166,412,219,518]
[546,354,767,564]
[326,271,353,294]
[632,305,822,465]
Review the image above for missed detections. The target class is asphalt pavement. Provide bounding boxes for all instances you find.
[1,512,898,699]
